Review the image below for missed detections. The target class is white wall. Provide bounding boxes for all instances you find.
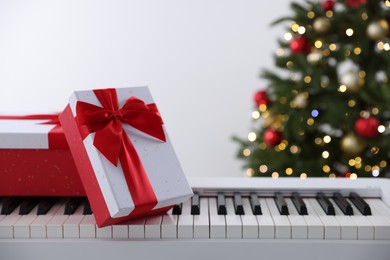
[0,0,291,177]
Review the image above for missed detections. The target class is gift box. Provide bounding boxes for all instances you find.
[59,87,193,227]
[0,115,85,196]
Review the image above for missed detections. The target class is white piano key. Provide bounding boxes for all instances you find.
[96,224,112,239]
[112,223,129,239]
[13,205,39,238]
[308,198,341,240]
[208,197,226,238]
[266,198,291,239]
[30,202,64,239]
[161,209,178,239]
[63,205,85,238]
[347,199,374,240]
[0,206,22,238]
[365,199,390,240]
[193,198,209,239]
[256,198,275,239]
[177,199,193,238]
[145,215,162,239]
[128,217,146,239]
[241,198,258,239]
[47,205,69,238]
[285,199,308,239]
[225,197,242,238]
[330,198,358,240]
[79,215,96,238]
[302,198,324,239]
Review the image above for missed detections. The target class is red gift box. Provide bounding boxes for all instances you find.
[59,87,193,227]
[0,115,85,196]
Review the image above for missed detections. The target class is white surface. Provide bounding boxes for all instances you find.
[0,0,290,178]
[69,87,193,218]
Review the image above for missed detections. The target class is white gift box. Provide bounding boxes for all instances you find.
[59,86,193,227]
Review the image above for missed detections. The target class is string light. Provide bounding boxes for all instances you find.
[380,161,387,167]
[314,40,323,48]
[246,168,255,177]
[243,148,251,156]
[350,173,357,179]
[298,26,306,34]
[346,28,354,37]
[378,125,386,133]
[322,151,330,159]
[329,43,337,51]
[329,173,336,178]
[361,12,368,20]
[307,118,315,126]
[323,165,331,173]
[323,135,331,143]
[272,172,279,179]
[285,168,293,175]
[307,11,315,19]
[284,33,292,41]
[304,76,312,83]
[252,111,260,119]
[311,109,319,117]
[354,47,361,55]
[259,104,267,112]
[338,85,347,92]
[248,132,257,142]
[291,23,300,32]
[259,165,268,173]
[300,173,307,179]
[326,10,333,17]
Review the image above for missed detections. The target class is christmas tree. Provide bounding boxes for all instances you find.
[235,0,390,179]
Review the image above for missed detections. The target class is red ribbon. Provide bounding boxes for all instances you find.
[0,114,67,149]
[75,88,166,216]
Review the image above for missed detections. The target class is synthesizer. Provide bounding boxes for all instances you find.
[0,177,390,260]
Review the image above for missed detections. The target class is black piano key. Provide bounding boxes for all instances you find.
[316,192,335,215]
[274,192,289,215]
[333,193,353,215]
[83,199,93,215]
[64,197,83,215]
[233,193,245,215]
[291,192,307,215]
[19,197,40,215]
[172,204,182,215]
[191,193,200,215]
[1,197,23,215]
[37,197,57,215]
[217,193,227,215]
[350,192,371,216]
[249,193,262,215]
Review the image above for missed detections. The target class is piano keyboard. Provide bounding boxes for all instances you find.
[1,177,390,260]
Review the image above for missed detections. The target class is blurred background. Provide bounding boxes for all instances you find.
[0,0,291,177]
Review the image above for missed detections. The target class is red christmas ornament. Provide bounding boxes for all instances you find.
[263,129,283,147]
[290,36,311,55]
[322,0,335,11]
[354,117,380,139]
[345,0,367,8]
[254,90,269,106]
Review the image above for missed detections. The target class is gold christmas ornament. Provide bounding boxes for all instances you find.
[340,133,366,156]
[367,20,389,40]
[293,93,308,108]
[340,71,364,92]
[307,51,323,65]
[313,17,331,34]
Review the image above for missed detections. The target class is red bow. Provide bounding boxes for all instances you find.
[75,88,165,216]
[76,89,166,166]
